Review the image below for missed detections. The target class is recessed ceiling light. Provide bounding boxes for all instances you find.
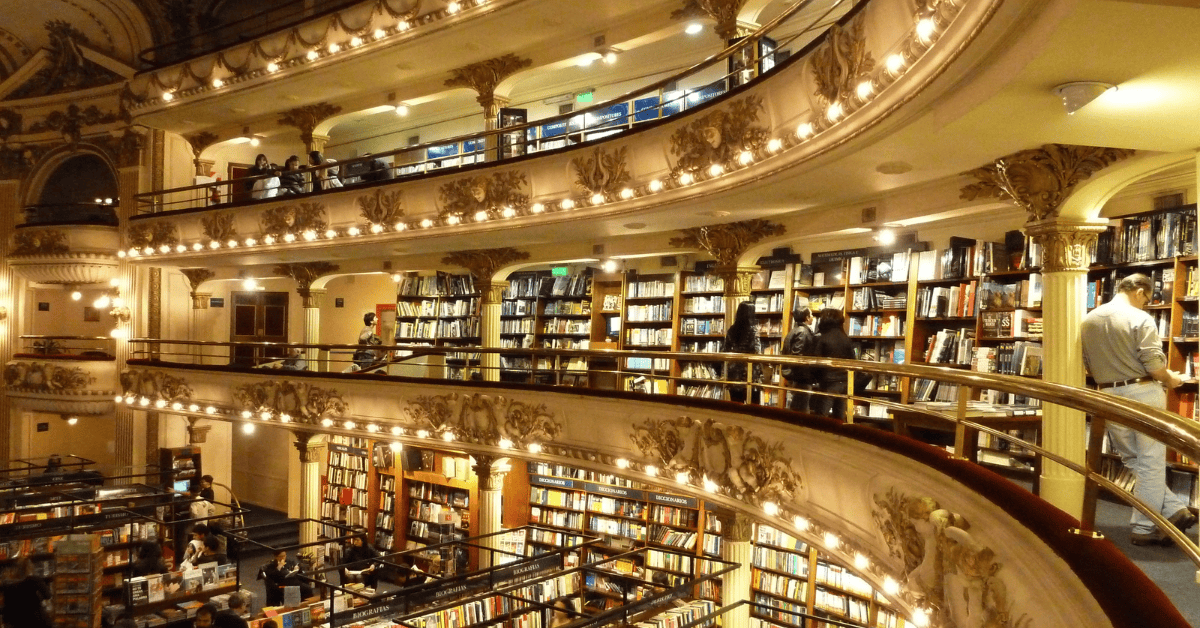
[624,222,646,230]
[876,161,913,175]
[699,210,730,218]
[685,23,704,35]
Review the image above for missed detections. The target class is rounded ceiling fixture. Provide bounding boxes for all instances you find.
[1053,81,1116,115]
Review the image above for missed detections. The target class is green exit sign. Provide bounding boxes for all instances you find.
[551,266,569,276]
[576,91,594,103]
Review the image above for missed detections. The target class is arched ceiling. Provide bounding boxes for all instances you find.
[0,0,154,77]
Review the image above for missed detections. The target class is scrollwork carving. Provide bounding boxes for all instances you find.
[0,109,23,142]
[233,381,348,425]
[960,144,1136,222]
[571,146,632,198]
[444,54,533,111]
[179,268,215,292]
[201,212,237,242]
[358,188,405,225]
[669,219,786,268]
[8,21,123,100]
[630,416,802,506]
[669,95,767,174]
[273,262,340,302]
[128,222,179,251]
[11,230,69,256]
[402,393,562,448]
[260,203,327,237]
[438,171,529,220]
[5,362,95,392]
[277,103,343,147]
[809,17,875,105]
[28,104,122,145]
[670,0,750,40]
[119,369,193,403]
[441,248,530,284]
[872,488,1029,628]
[1024,221,1105,273]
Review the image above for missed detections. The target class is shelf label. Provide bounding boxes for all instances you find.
[496,552,562,582]
[329,443,368,456]
[530,475,579,490]
[584,482,644,500]
[335,596,408,626]
[647,492,697,509]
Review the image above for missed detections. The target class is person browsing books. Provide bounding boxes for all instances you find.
[781,299,818,412]
[193,603,219,628]
[812,308,856,420]
[262,550,314,606]
[1082,272,1197,546]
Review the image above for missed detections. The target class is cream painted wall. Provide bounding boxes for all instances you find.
[28,286,119,339]
[12,412,116,467]
[164,133,198,190]
[230,421,293,512]
[319,274,397,344]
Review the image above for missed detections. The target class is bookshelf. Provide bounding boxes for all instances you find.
[622,272,678,395]
[500,272,549,382]
[322,436,370,532]
[395,272,482,380]
[397,450,477,574]
[372,441,397,551]
[750,523,903,628]
[678,270,728,401]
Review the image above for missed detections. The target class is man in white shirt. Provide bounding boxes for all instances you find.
[1081,273,1196,546]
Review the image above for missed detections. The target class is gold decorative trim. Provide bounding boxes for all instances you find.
[277,103,344,148]
[185,131,219,158]
[1024,220,1107,274]
[810,17,875,106]
[444,54,533,111]
[273,262,341,306]
[481,281,507,306]
[402,392,562,448]
[28,104,122,145]
[128,221,179,250]
[233,381,348,425]
[960,144,1136,222]
[149,268,162,340]
[201,212,238,242]
[294,430,327,463]
[4,362,95,391]
[261,203,328,237]
[438,171,529,220]
[119,369,193,403]
[571,146,632,198]
[7,21,123,99]
[186,418,211,445]
[11,229,69,256]
[0,109,23,142]
[669,95,768,174]
[358,188,405,226]
[671,0,750,40]
[872,488,1023,627]
[669,219,786,267]
[630,416,802,506]
[441,247,530,284]
[472,454,509,490]
[717,511,755,543]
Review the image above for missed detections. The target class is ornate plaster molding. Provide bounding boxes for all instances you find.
[11,229,69,256]
[201,212,238,243]
[7,21,124,100]
[358,188,406,226]
[402,392,562,448]
[481,281,507,306]
[630,416,802,506]
[180,268,215,309]
[120,369,194,403]
[472,454,509,491]
[233,381,348,425]
[571,146,632,198]
[185,131,219,157]
[717,511,756,543]
[669,219,786,267]
[960,144,1136,222]
[444,54,533,111]
[438,171,529,220]
[274,262,341,306]
[872,488,1026,628]
[260,203,328,237]
[810,17,875,106]
[293,430,327,463]
[28,104,123,145]
[90,128,145,169]
[186,418,211,444]
[0,109,23,142]
[0,144,48,180]
[441,247,530,284]
[278,103,343,148]
[5,361,95,392]
[669,95,768,174]
[671,0,751,40]
[128,221,180,251]
[1023,220,1107,274]
[7,254,119,285]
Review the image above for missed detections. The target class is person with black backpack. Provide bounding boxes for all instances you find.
[781,299,818,412]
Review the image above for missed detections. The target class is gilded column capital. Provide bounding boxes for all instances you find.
[481,281,507,306]
[274,262,340,305]
[185,417,211,444]
[293,431,326,463]
[442,247,530,286]
[191,292,211,310]
[671,0,752,40]
[960,144,1135,222]
[278,104,342,151]
[472,455,510,491]
[1024,219,1108,273]
[717,511,756,543]
[713,266,758,298]
[444,54,533,111]
[670,219,786,267]
[302,289,326,309]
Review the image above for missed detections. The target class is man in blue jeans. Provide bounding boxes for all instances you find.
[1082,273,1197,546]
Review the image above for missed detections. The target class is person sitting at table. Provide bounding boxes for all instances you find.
[341,534,382,587]
[261,550,314,606]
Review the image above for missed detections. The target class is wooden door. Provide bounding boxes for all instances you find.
[227,163,252,205]
[230,291,289,366]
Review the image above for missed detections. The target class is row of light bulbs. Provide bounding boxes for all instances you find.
[117,392,929,625]
[159,0,479,103]
[137,17,946,260]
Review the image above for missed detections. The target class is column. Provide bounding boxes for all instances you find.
[480,282,505,381]
[1025,218,1106,519]
[716,265,757,323]
[308,134,329,156]
[294,432,327,544]
[472,455,510,568]
[0,179,19,466]
[114,164,143,473]
[719,512,754,628]
[303,289,325,371]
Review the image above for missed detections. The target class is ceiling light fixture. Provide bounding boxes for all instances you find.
[395,104,410,116]
[685,22,704,35]
[1053,81,1116,115]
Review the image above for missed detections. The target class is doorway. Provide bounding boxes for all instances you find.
[230,291,289,366]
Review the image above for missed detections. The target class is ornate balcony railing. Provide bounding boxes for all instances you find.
[125,338,1200,574]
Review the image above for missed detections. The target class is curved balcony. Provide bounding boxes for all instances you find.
[122,339,1194,627]
[8,223,121,285]
[6,336,118,416]
[125,0,992,265]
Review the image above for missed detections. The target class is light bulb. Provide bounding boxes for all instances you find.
[793,515,809,531]
[883,577,900,595]
[188,404,200,412]
[279,414,291,423]
[447,1,461,13]
[95,296,111,309]
[591,193,605,205]
[242,278,258,290]
[390,426,402,435]
[708,164,724,177]
[374,29,386,39]
[763,502,779,516]
[887,53,905,74]
[877,229,896,245]
[528,442,542,453]
[499,438,513,449]
[367,424,379,433]
[645,465,658,477]
[530,203,545,213]
[350,36,362,47]
[205,406,216,415]
[767,138,783,152]
[209,240,221,249]
[602,260,618,273]
[675,471,689,484]
[344,421,356,429]
[394,222,406,231]
[396,105,409,116]
[306,50,319,61]
[264,235,275,244]
[171,402,183,411]
[678,172,694,185]
[303,230,317,241]
[371,223,385,234]
[321,418,333,427]
[176,244,187,253]
[70,291,81,301]
[417,430,430,439]
[244,238,257,246]
[854,553,869,570]
[212,78,224,88]
[241,410,253,419]
[501,207,516,218]
[162,92,174,102]
[283,233,296,242]
[420,219,434,228]
[267,62,279,73]
[738,151,753,165]
[347,227,361,236]
[327,43,340,53]
[560,199,575,210]
[911,609,930,627]
[824,532,840,549]
[797,122,814,138]
[620,188,634,199]
[649,179,663,192]
[442,432,455,442]
[826,102,843,121]
[390,442,402,452]
[398,20,410,30]
[916,18,936,42]
[685,22,704,35]
[155,399,167,408]
[324,230,337,239]
[242,423,255,434]
[857,81,874,99]
[475,211,489,222]
[702,477,718,492]
[249,137,260,147]
[66,417,78,425]
[615,458,629,469]
[446,215,461,225]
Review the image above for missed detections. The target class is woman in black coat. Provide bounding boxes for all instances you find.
[722,301,762,404]
[812,308,856,419]
[277,155,305,196]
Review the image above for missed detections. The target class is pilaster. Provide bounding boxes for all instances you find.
[719,511,754,628]
[304,290,325,370]
[717,265,758,323]
[480,282,506,382]
[294,431,327,544]
[473,455,510,567]
[1025,218,1107,519]
[0,179,19,466]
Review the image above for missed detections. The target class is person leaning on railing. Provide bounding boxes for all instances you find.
[812,308,855,420]
[1081,272,1198,546]
[781,298,817,412]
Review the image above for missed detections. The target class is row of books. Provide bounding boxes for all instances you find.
[408,483,469,508]
[529,507,584,530]
[324,467,368,489]
[1182,311,1199,338]
[682,295,725,314]
[848,314,904,338]
[587,495,645,518]
[648,504,699,527]
[753,570,808,601]
[542,318,590,334]
[684,274,725,292]
[980,310,1042,339]
[649,526,698,550]
[678,383,726,399]
[815,561,873,597]
[916,282,977,319]
[588,516,646,540]
[398,273,478,297]
[646,548,694,572]
[544,299,592,315]
[626,328,673,346]
[542,339,590,351]
[321,503,368,528]
[815,586,870,623]
[625,375,671,394]
[1096,207,1196,264]
[628,279,676,298]
[851,287,906,311]
[530,487,587,510]
[923,329,975,365]
[501,318,535,334]
[396,318,481,339]
[845,251,913,285]
[680,341,722,355]
[753,293,786,313]
[128,563,237,606]
[680,317,725,336]
[329,451,368,471]
[627,303,674,322]
[980,275,1042,310]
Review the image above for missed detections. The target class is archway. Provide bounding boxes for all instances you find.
[30,153,119,225]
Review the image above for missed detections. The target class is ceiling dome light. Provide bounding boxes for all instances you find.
[374,29,386,39]
[306,50,319,61]
[797,122,814,138]
[162,92,175,102]
[396,104,410,116]
[66,417,78,425]
[328,43,340,53]
[603,51,618,65]
[370,223,385,234]
[242,278,258,290]
[685,22,704,35]
[350,36,362,47]
[1053,81,1117,115]
[70,291,82,301]
[242,423,255,434]
[876,228,896,245]
[212,78,224,88]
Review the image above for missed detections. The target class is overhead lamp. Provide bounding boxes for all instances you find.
[242,278,258,290]
[350,36,362,47]
[306,50,319,61]
[577,54,597,68]
[685,22,704,35]
[395,104,410,116]
[374,29,386,39]
[602,49,619,65]
[447,1,461,13]
[916,18,936,42]
[602,259,619,273]
[328,43,340,54]
[1053,81,1116,115]
[70,290,82,301]
[886,54,905,74]
[161,92,175,102]
[875,228,896,245]
[389,441,402,452]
